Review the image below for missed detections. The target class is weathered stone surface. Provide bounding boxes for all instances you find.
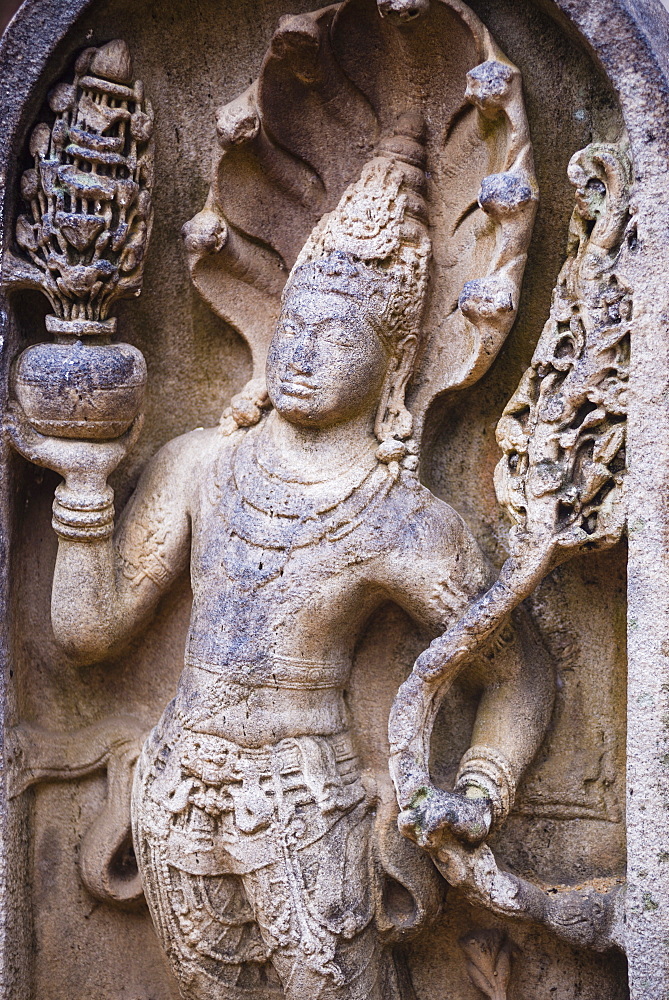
[1,0,669,998]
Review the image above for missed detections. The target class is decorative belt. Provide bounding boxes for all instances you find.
[184,652,350,690]
[175,729,358,786]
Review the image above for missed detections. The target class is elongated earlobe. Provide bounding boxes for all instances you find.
[375,334,418,460]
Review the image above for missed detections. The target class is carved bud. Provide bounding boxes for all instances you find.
[216,92,260,150]
[130,110,153,142]
[48,83,76,113]
[29,122,51,158]
[230,378,270,428]
[459,929,513,1000]
[272,14,323,85]
[460,277,514,324]
[377,0,430,24]
[89,37,133,83]
[74,46,96,75]
[20,169,39,201]
[51,119,68,148]
[376,437,407,464]
[182,210,228,257]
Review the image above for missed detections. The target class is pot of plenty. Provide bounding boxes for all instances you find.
[14,317,147,440]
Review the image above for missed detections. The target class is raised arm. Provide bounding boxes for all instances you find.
[5,408,205,664]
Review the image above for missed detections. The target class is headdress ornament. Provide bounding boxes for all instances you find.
[286,111,431,353]
[188,1,537,455]
[284,112,432,457]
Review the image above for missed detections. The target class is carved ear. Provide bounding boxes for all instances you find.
[375,334,418,443]
[185,0,537,413]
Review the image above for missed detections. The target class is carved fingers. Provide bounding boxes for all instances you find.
[4,402,143,486]
[398,788,493,850]
[4,402,62,470]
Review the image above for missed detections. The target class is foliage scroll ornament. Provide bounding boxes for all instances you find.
[388,140,631,952]
[4,39,153,452]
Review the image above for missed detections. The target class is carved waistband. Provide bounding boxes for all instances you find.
[184,653,351,690]
[174,728,359,785]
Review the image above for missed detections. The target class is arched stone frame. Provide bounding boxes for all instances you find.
[0,1,668,997]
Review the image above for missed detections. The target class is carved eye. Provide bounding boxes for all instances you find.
[316,320,356,347]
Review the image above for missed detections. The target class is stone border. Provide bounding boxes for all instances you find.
[2,1,669,996]
[549,4,669,997]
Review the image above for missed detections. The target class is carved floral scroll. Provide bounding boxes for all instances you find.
[388,138,631,952]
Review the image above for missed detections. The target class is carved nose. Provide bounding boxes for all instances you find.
[288,333,315,373]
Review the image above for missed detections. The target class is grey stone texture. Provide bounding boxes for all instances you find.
[1,0,669,998]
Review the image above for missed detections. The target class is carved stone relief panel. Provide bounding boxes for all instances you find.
[1,0,668,999]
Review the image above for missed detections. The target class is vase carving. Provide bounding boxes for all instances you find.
[8,38,153,440]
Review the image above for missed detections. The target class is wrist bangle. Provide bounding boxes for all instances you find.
[455,745,516,828]
[52,485,115,542]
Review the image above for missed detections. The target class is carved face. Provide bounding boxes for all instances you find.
[266,285,389,428]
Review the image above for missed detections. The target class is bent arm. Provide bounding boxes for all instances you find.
[383,492,554,825]
[51,434,198,662]
[454,608,555,825]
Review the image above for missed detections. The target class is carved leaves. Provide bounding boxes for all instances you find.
[495,142,632,558]
[460,928,513,1000]
[13,40,154,322]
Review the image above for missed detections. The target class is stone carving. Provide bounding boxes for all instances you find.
[388,139,631,952]
[1,3,635,999]
[7,38,153,328]
[125,111,548,996]
[3,4,549,995]
[7,717,146,907]
[183,0,537,439]
[5,38,152,463]
[1,37,153,908]
[496,144,630,555]
[459,929,513,1000]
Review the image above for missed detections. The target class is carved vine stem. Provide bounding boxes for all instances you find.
[7,717,147,908]
[389,140,631,952]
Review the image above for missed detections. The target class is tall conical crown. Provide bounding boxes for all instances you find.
[285,111,432,356]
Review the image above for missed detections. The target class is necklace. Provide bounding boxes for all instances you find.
[223,422,394,551]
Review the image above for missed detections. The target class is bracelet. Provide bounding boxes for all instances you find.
[455,744,516,828]
[52,484,115,542]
